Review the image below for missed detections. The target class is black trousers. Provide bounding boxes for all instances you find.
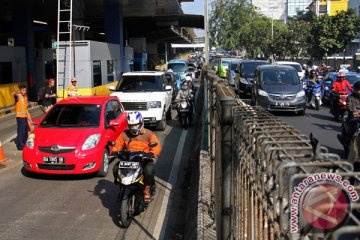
[143,162,155,186]
[349,118,360,136]
[16,117,28,150]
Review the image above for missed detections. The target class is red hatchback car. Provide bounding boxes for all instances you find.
[23,96,128,176]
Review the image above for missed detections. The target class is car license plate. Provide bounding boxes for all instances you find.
[180,109,189,112]
[119,161,139,169]
[43,156,65,164]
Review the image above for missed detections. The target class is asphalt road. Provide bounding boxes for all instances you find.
[242,98,346,160]
[0,106,200,240]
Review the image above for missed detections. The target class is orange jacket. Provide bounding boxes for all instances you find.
[15,94,29,118]
[112,129,161,158]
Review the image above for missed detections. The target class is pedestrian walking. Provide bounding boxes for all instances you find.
[12,85,32,150]
[68,78,80,97]
[43,78,57,112]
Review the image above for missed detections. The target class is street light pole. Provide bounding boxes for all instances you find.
[204,0,209,64]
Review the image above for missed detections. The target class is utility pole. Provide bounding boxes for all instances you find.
[204,0,209,64]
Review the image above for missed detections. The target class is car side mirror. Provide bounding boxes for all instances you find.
[32,119,41,125]
[108,86,116,91]
[149,142,158,148]
[108,119,119,127]
[165,85,172,91]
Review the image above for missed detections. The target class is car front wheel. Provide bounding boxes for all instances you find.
[156,109,167,131]
[97,149,109,177]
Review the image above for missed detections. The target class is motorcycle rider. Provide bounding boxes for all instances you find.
[305,69,321,103]
[112,111,161,203]
[330,72,352,118]
[176,81,194,117]
[346,81,360,137]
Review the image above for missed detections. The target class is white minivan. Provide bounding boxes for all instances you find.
[275,61,305,79]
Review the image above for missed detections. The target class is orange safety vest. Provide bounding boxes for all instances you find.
[15,94,28,118]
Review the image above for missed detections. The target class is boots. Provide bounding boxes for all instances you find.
[144,185,151,203]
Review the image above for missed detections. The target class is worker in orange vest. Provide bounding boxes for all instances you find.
[12,85,32,150]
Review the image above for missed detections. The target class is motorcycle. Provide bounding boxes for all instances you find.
[177,95,193,129]
[330,91,350,122]
[307,83,323,110]
[111,142,158,228]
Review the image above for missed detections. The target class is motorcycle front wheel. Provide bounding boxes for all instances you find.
[120,195,134,228]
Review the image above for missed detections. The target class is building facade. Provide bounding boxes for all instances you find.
[287,0,312,17]
[251,0,287,22]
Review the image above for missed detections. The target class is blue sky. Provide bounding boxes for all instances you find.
[181,0,206,37]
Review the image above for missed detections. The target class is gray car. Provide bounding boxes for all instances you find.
[252,65,306,115]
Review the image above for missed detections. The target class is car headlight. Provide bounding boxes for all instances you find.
[26,133,35,149]
[82,133,101,150]
[148,101,161,108]
[240,78,249,84]
[258,89,268,97]
[296,90,305,97]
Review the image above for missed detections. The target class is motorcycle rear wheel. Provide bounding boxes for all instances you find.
[120,196,134,228]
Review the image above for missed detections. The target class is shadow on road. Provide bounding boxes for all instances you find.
[307,111,336,122]
[92,179,121,227]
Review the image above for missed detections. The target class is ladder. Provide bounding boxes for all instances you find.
[56,0,73,99]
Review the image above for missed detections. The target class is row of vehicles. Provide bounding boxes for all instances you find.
[23,56,202,176]
[22,63,201,227]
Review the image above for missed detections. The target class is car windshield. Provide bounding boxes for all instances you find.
[221,61,230,67]
[41,104,101,127]
[167,63,187,73]
[346,74,360,84]
[117,75,163,92]
[281,64,302,72]
[231,62,239,71]
[241,62,268,78]
[261,68,300,85]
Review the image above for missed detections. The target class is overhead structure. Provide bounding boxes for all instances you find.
[171,43,205,48]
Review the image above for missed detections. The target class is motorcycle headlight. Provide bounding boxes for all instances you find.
[180,101,188,108]
[26,133,35,149]
[296,90,305,97]
[148,101,161,108]
[258,89,268,97]
[240,78,249,84]
[82,133,101,150]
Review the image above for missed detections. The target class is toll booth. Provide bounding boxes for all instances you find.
[57,40,121,97]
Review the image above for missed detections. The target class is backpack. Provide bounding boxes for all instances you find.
[37,87,46,104]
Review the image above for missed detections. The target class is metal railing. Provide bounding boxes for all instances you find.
[204,69,360,239]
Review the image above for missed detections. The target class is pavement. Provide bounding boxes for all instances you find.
[0,103,43,171]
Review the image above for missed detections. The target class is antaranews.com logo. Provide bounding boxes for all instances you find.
[290,172,359,233]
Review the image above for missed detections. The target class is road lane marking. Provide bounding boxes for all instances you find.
[153,129,188,239]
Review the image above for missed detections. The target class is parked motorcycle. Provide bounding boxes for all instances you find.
[330,91,350,122]
[111,142,158,228]
[307,83,323,110]
[177,95,193,129]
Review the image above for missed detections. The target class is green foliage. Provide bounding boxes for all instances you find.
[210,2,360,60]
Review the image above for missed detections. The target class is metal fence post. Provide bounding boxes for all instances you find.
[220,96,237,240]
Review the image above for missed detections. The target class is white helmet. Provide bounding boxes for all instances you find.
[127,112,144,135]
[185,75,192,82]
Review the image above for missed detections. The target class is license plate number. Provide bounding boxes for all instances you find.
[43,156,65,164]
[119,161,139,169]
[180,109,189,112]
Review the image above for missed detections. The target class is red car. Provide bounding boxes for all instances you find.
[23,96,128,176]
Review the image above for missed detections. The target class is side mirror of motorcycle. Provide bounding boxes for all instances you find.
[149,142,158,148]
[108,141,115,146]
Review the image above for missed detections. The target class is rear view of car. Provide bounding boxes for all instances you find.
[23,96,127,176]
[276,61,304,79]
[252,65,306,115]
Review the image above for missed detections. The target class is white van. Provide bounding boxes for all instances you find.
[276,61,305,79]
